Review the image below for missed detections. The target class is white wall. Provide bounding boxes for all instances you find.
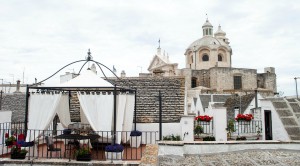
[244,93,263,115]
[136,123,181,143]
[260,99,290,141]
[0,111,12,154]
[180,115,195,142]
[213,107,227,141]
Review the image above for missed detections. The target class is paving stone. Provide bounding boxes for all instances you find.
[158,149,300,166]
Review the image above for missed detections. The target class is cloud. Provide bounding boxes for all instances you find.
[0,0,299,96]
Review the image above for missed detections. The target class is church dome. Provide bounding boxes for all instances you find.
[214,25,226,37]
[202,19,213,28]
[187,36,227,51]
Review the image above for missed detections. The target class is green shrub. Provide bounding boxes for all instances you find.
[163,134,181,141]
[236,136,247,140]
[194,125,203,137]
[203,136,215,141]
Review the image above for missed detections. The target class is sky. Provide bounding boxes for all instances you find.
[0,0,299,96]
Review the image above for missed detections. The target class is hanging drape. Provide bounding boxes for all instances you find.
[56,94,71,128]
[77,92,114,137]
[116,94,127,144]
[26,93,62,141]
[122,94,135,143]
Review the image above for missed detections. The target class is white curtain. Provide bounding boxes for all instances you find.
[56,94,71,128]
[122,94,135,143]
[77,92,113,136]
[26,93,62,141]
[116,94,127,144]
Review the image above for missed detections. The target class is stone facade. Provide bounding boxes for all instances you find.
[108,77,185,123]
[1,93,26,122]
[0,76,185,124]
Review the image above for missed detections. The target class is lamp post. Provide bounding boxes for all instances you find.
[0,79,3,92]
[295,77,300,99]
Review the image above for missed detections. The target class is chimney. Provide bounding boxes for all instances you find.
[14,80,21,93]
[121,70,126,78]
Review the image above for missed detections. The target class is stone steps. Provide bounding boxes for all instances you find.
[272,98,300,140]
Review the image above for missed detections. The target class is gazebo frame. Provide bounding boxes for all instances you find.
[24,50,137,145]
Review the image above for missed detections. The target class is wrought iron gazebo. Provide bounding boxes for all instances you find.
[24,49,138,146]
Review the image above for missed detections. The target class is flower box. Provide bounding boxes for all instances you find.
[195,115,213,122]
[76,154,92,161]
[11,153,27,159]
[105,151,122,160]
[130,135,141,148]
[235,114,253,121]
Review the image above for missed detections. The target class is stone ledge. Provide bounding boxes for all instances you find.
[0,158,140,166]
[158,140,300,145]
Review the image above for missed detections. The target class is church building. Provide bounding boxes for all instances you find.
[146,19,277,96]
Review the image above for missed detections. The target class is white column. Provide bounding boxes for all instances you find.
[213,107,227,141]
[180,113,196,142]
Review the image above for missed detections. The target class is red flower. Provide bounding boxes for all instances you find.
[5,133,9,138]
[235,114,253,121]
[195,115,213,122]
[18,133,25,141]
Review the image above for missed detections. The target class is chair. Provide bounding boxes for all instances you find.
[45,136,62,158]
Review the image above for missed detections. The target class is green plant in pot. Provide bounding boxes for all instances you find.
[226,120,235,139]
[75,144,91,161]
[194,125,203,139]
[11,143,28,159]
[5,133,16,146]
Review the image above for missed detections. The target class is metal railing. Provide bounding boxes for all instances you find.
[233,120,262,135]
[0,122,158,161]
[194,120,214,135]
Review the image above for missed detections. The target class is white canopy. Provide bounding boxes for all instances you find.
[56,69,114,87]
[26,69,135,144]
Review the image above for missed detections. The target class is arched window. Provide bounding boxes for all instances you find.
[202,54,209,61]
[191,77,197,88]
[218,54,223,61]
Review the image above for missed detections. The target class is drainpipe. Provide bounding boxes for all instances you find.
[255,89,258,108]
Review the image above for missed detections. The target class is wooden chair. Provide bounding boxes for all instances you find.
[45,136,62,158]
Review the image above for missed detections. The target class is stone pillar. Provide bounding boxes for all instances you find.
[212,105,227,141]
[180,113,195,142]
[14,80,21,93]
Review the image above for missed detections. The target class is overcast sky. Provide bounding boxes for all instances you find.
[0,0,299,96]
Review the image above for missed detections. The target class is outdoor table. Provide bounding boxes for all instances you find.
[54,134,100,161]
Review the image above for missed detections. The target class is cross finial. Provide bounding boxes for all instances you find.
[206,13,208,20]
[86,48,93,61]
[158,38,161,48]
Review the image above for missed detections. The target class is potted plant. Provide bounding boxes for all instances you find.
[75,144,92,161]
[194,125,203,140]
[226,120,236,140]
[235,114,253,121]
[163,134,181,141]
[236,136,247,141]
[5,133,16,146]
[129,130,142,148]
[203,136,216,141]
[10,142,28,159]
[105,144,124,160]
